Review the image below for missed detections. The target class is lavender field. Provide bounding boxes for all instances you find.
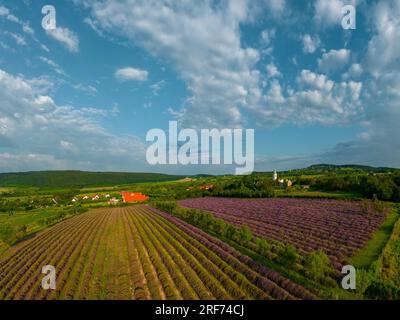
[179,198,387,267]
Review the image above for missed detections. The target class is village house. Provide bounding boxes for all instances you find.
[199,184,214,191]
[273,170,292,188]
[120,192,149,203]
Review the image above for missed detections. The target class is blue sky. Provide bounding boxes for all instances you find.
[0,0,399,174]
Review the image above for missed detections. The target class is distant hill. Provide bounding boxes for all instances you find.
[305,164,397,173]
[255,164,399,176]
[0,171,184,188]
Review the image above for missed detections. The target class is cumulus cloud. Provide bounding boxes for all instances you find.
[46,27,79,53]
[264,0,286,19]
[342,63,363,80]
[325,0,400,167]
[318,49,351,74]
[115,67,149,81]
[266,63,281,78]
[260,28,276,56]
[0,69,146,172]
[254,69,362,126]
[313,0,359,28]
[364,0,400,77]
[302,34,320,54]
[297,70,334,92]
[76,0,261,128]
[249,0,287,21]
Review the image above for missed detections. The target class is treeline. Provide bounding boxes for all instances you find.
[312,174,400,202]
[153,201,336,288]
[209,175,275,198]
[0,171,183,188]
[0,198,52,214]
[0,189,81,214]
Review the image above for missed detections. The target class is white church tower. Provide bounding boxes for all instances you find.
[273,170,278,182]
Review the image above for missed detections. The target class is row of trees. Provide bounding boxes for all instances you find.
[209,175,275,198]
[313,173,400,202]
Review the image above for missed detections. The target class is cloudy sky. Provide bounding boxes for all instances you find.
[0,0,399,174]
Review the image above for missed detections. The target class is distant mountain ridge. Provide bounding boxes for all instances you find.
[0,170,184,188]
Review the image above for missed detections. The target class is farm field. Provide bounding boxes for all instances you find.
[0,205,314,300]
[179,197,389,268]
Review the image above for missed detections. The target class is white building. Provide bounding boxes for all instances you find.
[273,170,278,181]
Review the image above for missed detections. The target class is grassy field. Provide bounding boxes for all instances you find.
[0,207,86,255]
[350,207,400,268]
[377,211,400,286]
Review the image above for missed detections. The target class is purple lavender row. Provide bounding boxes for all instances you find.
[179,198,386,265]
[147,205,316,300]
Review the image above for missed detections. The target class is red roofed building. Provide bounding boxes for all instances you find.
[121,192,149,203]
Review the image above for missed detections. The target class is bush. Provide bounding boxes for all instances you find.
[279,245,298,267]
[0,223,17,245]
[365,280,400,300]
[304,250,333,282]
[237,225,253,246]
[255,238,271,256]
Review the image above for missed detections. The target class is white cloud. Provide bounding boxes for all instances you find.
[0,68,146,172]
[0,5,20,23]
[39,56,67,76]
[318,49,351,73]
[266,63,281,78]
[150,80,166,95]
[322,0,400,167]
[249,0,287,21]
[71,83,98,96]
[265,79,285,104]
[0,5,38,40]
[60,140,76,152]
[22,22,34,35]
[364,0,400,77]
[254,70,362,126]
[302,34,320,54]
[260,28,276,55]
[342,63,363,80]
[266,0,286,17]
[41,44,50,52]
[5,31,27,46]
[115,67,149,81]
[77,0,261,128]
[314,0,359,28]
[297,70,334,92]
[84,17,105,37]
[46,27,79,53]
